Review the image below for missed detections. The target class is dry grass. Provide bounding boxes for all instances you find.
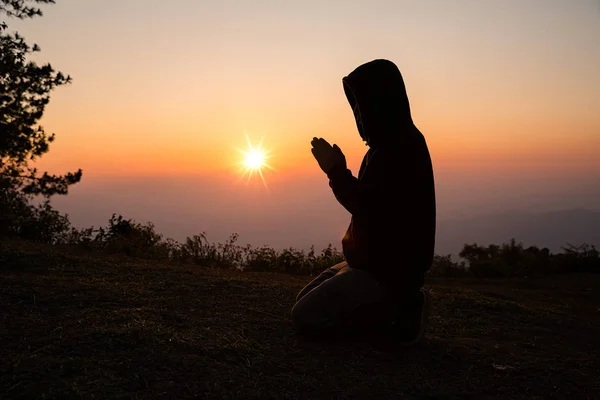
[1,240,599,399]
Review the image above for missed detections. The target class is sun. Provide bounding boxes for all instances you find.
[234,133,274,186]
[244,148,265,170]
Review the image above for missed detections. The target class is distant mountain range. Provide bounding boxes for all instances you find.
[435,208,600,256]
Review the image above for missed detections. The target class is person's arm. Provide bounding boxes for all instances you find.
[326,159,388,219]
[310,137,393,218]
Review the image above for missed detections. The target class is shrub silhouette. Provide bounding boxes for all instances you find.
[0,189,70,244]
[427,254,468,278]
[0,195,597,278]
[455,239,599,278]
[98,214,167,258]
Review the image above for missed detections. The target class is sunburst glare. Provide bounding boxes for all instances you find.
[233,133,275,186]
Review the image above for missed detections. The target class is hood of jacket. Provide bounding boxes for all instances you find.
[342,59,415,147]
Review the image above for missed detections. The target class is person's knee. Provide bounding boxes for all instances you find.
[290,297,312,329]
[295,285,315,303]
[290,294,332,333]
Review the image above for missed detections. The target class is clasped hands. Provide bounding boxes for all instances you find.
[311,137,346,175]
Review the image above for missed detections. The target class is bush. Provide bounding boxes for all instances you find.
[2,192,598,277]
[0,189,71,244]
[427,254,468,278]
[458,239,599,278]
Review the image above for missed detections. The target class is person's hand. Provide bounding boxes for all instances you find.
[311,137,346,175]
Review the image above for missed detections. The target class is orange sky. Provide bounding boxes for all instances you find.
[7,0,597,184]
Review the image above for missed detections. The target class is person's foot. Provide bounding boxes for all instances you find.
[392,287,431,345]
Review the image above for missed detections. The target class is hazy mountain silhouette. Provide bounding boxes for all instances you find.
[436,208,600,256]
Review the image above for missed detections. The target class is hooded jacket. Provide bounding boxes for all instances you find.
[327,59,436,292]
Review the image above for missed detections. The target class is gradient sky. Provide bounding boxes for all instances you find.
[7,0,600,251]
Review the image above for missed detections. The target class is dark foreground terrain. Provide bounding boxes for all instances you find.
[1,240,599,399]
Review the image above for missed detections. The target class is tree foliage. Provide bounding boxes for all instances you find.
[1,0,82,197]
[1,0,53,18]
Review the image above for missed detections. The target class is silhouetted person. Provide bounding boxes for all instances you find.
[291,59,436,344]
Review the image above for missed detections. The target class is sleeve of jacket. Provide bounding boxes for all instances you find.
[326,153,391,219]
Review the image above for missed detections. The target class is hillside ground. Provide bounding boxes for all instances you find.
[1,240,599,399]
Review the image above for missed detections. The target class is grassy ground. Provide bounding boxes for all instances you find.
[1,240,599,399]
